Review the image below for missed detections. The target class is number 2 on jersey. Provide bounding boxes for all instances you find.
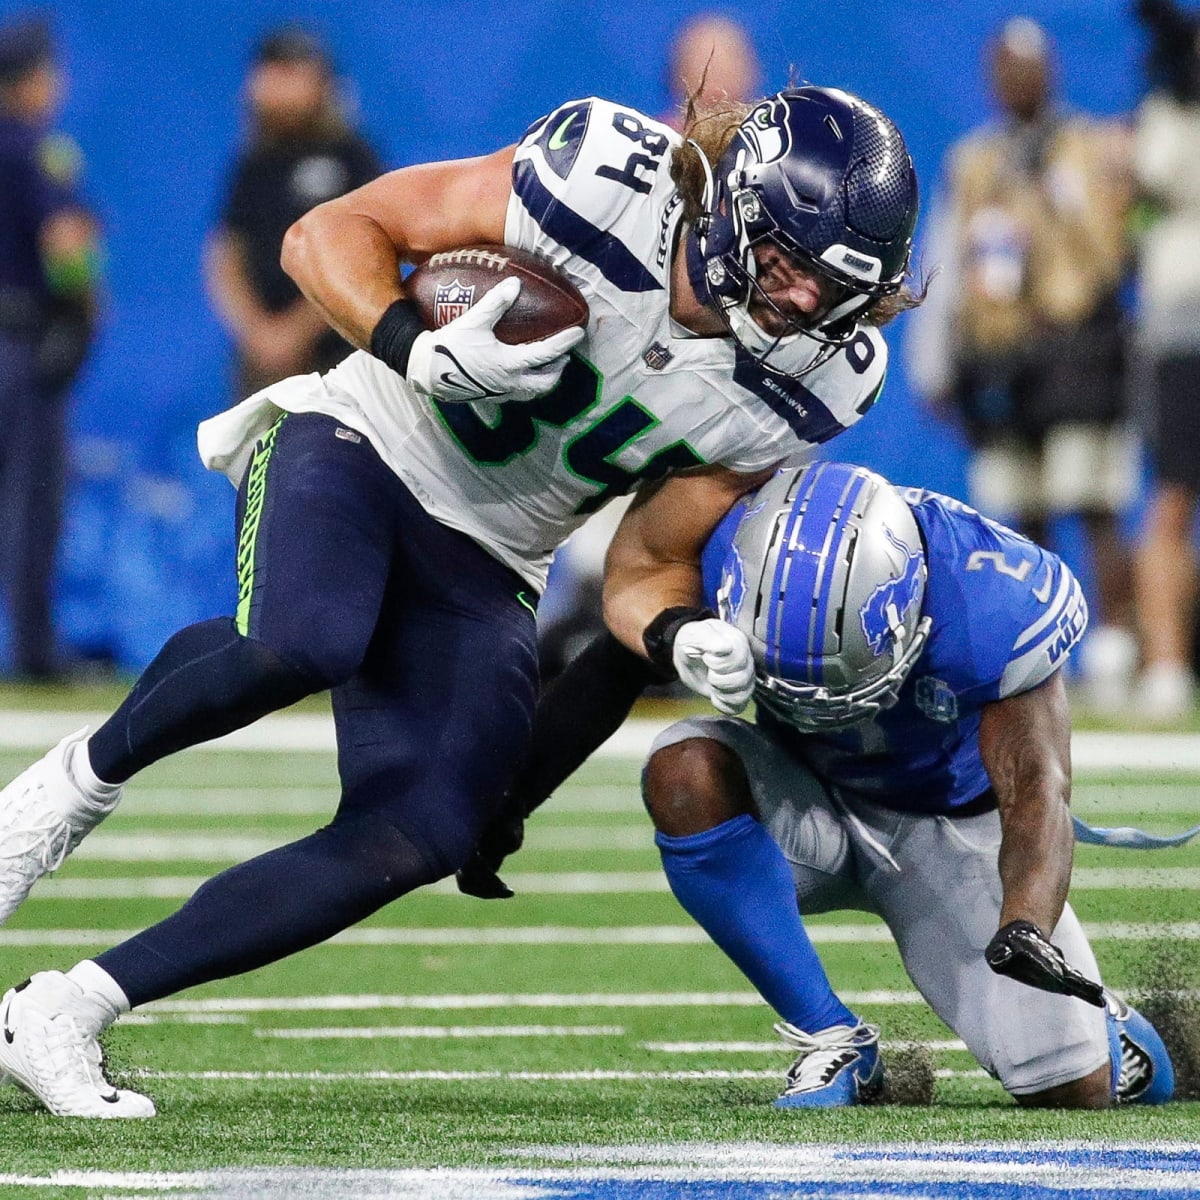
[965,550,1032,581]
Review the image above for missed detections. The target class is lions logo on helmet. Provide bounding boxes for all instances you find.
[858,528,925,658]
[717,462,932,730]
[716,544,748,625]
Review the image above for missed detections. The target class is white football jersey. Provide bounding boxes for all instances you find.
[198,97,888,590]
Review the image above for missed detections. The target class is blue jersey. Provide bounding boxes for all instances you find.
[702,488,1088,814]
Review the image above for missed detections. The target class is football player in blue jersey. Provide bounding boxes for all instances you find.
[646,461,1177,1108]
[465,460,1180,1109]
[0,89,924,1118]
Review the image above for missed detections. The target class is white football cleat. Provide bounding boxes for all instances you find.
[0,971,154,1118]
[0,729,122,924]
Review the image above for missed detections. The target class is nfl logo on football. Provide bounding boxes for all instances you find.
[434,279,476,326]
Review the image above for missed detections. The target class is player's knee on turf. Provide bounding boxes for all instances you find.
[642,737,757,837]
[1012,1061,1112,1109]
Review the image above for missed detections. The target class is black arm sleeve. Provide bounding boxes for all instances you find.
[510,629,663,816]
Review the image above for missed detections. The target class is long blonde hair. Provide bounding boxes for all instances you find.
[669,95,927,327]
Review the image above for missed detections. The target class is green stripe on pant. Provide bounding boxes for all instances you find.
[235,415,286,636]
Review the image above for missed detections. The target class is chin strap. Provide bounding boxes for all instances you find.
[686,138,717,252]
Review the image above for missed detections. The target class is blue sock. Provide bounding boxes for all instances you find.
[656,814,855,1032]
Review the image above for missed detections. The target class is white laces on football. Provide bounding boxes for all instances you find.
[774,1020,879,1092]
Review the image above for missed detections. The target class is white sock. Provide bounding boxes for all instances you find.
[68,737,122,800]
[64,960,131,1036]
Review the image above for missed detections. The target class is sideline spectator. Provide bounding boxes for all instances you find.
[663,12,761,128]
[0,13,101,680]
[1130,0,1200,720]
[205,26,381,398]
[907,17,1138,712]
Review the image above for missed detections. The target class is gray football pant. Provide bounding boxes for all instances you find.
[651,717,1109,1095]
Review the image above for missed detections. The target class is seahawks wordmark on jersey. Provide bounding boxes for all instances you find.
[198,98,887,589]
[702,489,1087,813]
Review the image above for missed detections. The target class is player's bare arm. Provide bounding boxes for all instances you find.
[280,146,516,349]
[978,672,1074,937]
[602,464,773,652]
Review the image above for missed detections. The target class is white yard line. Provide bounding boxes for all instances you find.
[4,919,1197,950]
[257,1024,623,1040]
[139,991,938,1013]
[31,866,1200,897]
[1,711,1198,771]
[72,827,655,860]
[136,1067,993,1082]
[641,1039,969,1053]
[5,1145,1200,1197]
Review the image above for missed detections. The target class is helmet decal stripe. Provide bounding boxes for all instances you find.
[773,463,859,685]
[809,469,870,683]
[764,468,819,676]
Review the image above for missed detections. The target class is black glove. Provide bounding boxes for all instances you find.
[455,806,526,900]
[985,919,1105,1008]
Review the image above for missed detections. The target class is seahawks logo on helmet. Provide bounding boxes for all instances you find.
[742,100,791,165]
[858,528,924,658]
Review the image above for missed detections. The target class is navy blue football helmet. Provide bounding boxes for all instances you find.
[687,86,918,375]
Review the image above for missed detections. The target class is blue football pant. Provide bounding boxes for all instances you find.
[92,412,538,1005]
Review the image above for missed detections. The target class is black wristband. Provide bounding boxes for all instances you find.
[369,297,427,375]
[642,605,717,677]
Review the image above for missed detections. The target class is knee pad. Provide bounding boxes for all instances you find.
[253,624,367,691]
[319,813,446,908]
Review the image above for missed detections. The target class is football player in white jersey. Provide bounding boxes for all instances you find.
[0,87,921,1117]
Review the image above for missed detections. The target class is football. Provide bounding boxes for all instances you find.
[406,245,588,345]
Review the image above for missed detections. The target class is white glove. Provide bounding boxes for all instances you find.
[406,277,584,403]
[672,619,756,715]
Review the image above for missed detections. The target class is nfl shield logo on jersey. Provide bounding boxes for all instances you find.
[643,341,673,371]
[915,676,958,723]
[434,280,476,326]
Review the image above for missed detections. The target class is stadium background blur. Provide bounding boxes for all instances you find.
[0,0,1147,672]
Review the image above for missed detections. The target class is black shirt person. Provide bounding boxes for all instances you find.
[205,27,381,397]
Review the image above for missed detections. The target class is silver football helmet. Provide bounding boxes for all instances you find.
[713,461,932,730]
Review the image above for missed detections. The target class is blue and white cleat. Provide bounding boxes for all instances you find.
[1106,991,1175,1104]
[773,1020,883,1108]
